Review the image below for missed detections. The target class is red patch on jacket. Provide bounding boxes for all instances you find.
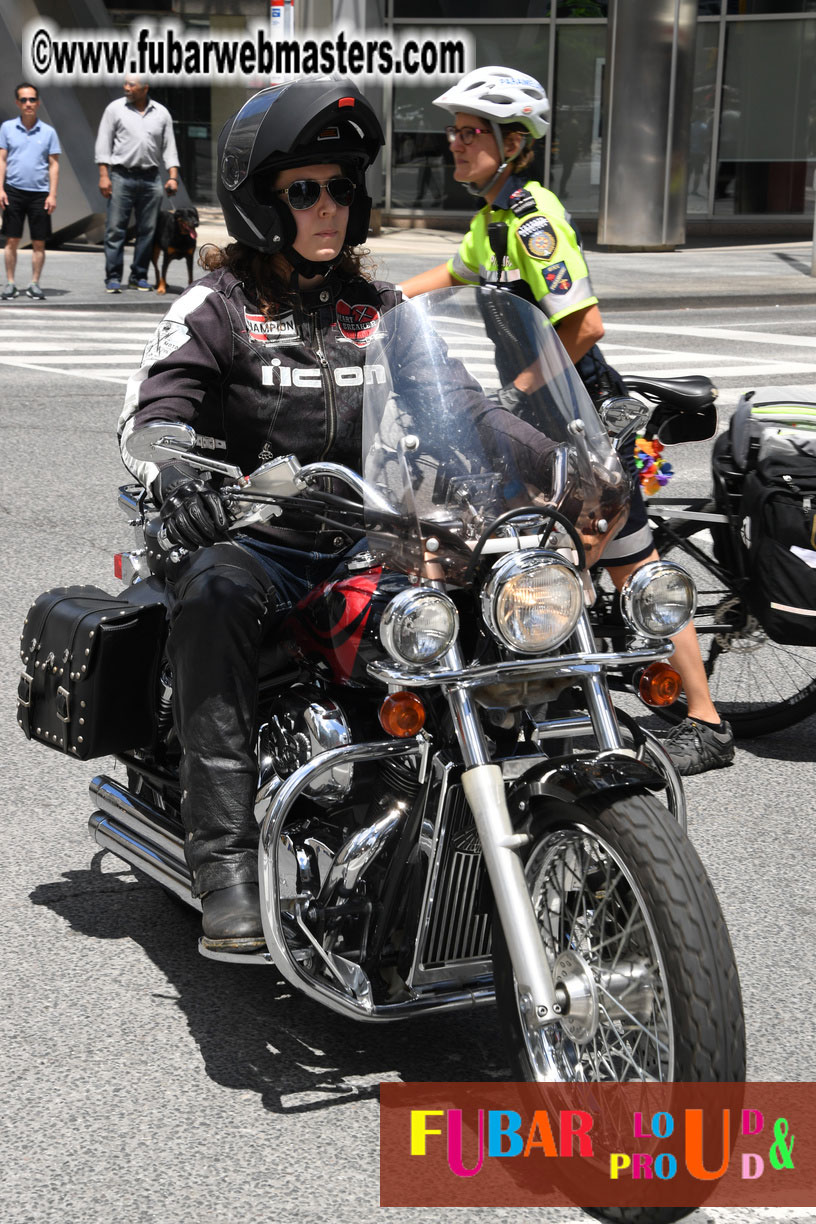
[335,299,381,347]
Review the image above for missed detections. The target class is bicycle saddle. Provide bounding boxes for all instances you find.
[623,374,717,412]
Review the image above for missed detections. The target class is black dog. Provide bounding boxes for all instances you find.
[151,207,199,295]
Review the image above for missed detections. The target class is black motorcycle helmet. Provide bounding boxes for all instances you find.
[217,79,384,273]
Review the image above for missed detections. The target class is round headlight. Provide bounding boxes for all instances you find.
[621,561,697,638]
[380,588,459,665]
[481,551,584,655]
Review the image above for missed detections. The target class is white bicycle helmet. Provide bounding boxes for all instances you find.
[433,65,550,140]
[433,66,550,194]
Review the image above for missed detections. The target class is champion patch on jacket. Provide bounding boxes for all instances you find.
[543,261,572,295]
[336,299,381,347]
[244,309,298,345]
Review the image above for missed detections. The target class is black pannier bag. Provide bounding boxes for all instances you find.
[17,585,167,760]
[739,435,816,646]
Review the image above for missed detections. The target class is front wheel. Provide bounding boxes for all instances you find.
[494,791,745,1085]
[493,792,745,1223]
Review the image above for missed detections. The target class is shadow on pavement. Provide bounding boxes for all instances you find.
[774,250,813,277]
[30,850,508,1114]
[1,289,71,302]
[730,715,816,764]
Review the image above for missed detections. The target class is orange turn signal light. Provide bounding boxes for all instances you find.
[638,661,683,708]
[379,691,426,738]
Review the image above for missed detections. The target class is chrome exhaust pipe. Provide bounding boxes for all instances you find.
[317,802,409,907]
[88,774,200,911]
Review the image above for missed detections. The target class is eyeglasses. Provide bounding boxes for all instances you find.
[274,177,356,211]
[444,125,491,146]
[18,97,39,104]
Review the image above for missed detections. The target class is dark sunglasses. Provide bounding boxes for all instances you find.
[274,177,355,210]
[444,125,491,146]
[18,96,39,104]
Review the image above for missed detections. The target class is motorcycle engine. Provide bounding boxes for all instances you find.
[257,685,353,806]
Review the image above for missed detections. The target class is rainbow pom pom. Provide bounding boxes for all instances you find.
[634,436,674,496]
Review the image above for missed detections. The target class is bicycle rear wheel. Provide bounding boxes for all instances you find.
[661,533,816,737]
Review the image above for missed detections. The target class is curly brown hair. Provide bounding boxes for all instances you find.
[198,241,372,316]
[501,123,537,175]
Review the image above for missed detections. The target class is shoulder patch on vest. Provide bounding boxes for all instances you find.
[508,187,538,218]
[543,261,573,295]
[517,215,558,261]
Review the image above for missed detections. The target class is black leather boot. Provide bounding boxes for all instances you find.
[166,544,275,899]
[201,882,265,950]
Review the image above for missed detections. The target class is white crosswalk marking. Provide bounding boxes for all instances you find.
[2,307,815,391]
[606,322,816,349]
[602,321,816,384]
[0,308,158,384]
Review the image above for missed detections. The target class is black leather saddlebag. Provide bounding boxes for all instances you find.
[740,438,816,647]
[17,585,166,760]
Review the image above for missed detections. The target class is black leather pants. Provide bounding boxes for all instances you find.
[165,541,286,897]
[165,537,341,896]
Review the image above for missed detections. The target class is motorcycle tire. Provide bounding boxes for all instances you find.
[658,537,816,738]
[494,790,745,1082]
[492,791,745,1224]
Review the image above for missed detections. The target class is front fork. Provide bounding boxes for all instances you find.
[443,611,625,1031]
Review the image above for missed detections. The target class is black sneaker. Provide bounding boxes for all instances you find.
[660,717,735,777]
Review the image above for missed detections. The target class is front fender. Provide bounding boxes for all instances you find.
[507,752,667,820]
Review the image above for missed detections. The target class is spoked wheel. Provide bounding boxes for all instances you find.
[494,791,745,1083]
[661,535,816,736]
[493,792,745,1223]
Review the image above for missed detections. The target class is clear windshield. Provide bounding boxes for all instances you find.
[361,287,630,583]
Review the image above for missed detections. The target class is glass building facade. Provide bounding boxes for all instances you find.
[99,0,816,230]
[387,0,816,227]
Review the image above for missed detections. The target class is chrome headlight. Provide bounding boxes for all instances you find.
[481,551,584,655]
[380,587,459,665]
[621,561,697,638]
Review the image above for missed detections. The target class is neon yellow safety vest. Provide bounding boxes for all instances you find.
[447,176,597,326]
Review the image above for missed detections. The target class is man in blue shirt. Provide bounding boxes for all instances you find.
[0,83,60,301]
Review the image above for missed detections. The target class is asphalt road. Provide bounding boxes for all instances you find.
[1,300,814,1224]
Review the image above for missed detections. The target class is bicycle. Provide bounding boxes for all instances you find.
[598,378,816,738]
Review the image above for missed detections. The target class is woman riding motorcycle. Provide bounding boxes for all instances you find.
[118,79,563,951]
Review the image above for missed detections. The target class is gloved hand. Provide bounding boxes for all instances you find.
[491,381,531,416]
[475,404,559,491]
[158,473,230,551]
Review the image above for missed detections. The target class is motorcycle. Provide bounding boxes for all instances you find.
[18,289,745,1141]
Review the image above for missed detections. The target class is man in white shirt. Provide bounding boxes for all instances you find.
[94,75,180,293]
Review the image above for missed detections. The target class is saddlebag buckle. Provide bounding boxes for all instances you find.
[56,686,71,723]
[18,671,33,708]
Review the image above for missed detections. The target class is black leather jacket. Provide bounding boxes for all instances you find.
[119,266,559,549]
[118,266,406,547]
[119,266,401,472]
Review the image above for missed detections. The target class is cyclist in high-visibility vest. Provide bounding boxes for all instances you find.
[401,66,735,776]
